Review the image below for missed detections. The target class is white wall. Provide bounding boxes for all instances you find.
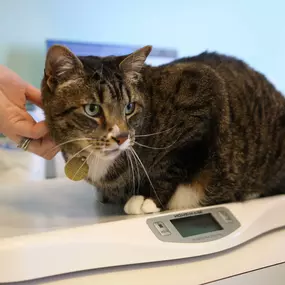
[0,0,284,92]
[0,0,284,181]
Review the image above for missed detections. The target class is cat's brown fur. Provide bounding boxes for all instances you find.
[42,45,285,214]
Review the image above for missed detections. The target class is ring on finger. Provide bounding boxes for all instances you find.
[17,137,32,151]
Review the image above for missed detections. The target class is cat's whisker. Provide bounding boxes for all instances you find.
[95,155,99,181]
[50,138,96,151]
[130,149,141,195]
[126,150,136,195]
[89,154,96,183]
[72,150,94,181]
[134,139,179,150]
[135,126,176,138]
[125,152,132,184]
[130,147,163,208]
[92,155,100,184]
[65,144,93,167]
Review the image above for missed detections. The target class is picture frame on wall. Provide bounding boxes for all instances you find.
[46,39,178,66]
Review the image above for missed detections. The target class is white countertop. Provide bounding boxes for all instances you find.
[0,178,284,285]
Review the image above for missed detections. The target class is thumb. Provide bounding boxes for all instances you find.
[25,84,43,108]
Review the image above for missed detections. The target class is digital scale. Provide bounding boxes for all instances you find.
[0,178,284,283]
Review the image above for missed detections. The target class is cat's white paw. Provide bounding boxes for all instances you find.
[124,195,161,215]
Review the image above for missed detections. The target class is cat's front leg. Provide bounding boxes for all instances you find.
[123,179,175,215]
[123,195,161,215]
[123,172,212,215]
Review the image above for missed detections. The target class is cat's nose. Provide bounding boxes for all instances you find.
[112,133,129,145]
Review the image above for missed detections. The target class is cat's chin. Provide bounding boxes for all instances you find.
[100,149,121,160]
[86,151,119,183]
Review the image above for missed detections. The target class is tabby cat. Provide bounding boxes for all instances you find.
[42,44,285,215]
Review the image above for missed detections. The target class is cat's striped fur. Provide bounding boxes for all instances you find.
[42,45,285,214]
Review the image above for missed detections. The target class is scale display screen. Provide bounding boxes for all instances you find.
[170,213,223,238]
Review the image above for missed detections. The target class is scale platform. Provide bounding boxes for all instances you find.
[0,178,285,283]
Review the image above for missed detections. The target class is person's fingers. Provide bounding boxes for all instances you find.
[27,136,59,160]
[3,131,59,160]
[12,119,49,140]
[3,106,47,139]
[25,84,43,108]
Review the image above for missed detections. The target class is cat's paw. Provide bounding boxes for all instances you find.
[124,195,161,215]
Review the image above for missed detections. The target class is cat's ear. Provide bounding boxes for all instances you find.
[119,45,152,82]
[44,45,83,89]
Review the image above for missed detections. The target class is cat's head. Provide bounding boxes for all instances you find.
[41,44,152,164]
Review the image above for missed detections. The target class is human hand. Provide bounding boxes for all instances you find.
[0,65,59,159]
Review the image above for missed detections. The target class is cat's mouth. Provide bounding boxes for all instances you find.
[101,143,132,159]
[101,137,132,158]
[101,148,121,159]
[103,148,120,155]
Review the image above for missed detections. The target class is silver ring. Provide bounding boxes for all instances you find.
[17,137,32,151]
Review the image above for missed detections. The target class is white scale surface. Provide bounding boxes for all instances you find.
[0,178,285,284]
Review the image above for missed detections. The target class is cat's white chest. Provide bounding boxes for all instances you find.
[87,156,113,182]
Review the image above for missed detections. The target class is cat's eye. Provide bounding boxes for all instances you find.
[84,104,101,117]
[125,102,136,116]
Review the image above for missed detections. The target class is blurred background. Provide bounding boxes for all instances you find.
[0,0,284,184]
